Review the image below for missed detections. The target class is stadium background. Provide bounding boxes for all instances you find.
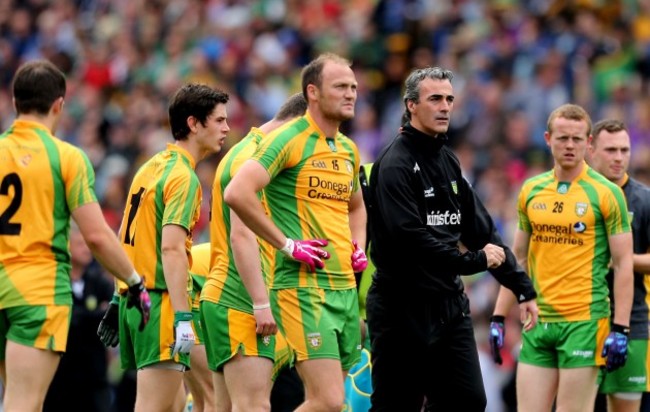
[2,0,650,411]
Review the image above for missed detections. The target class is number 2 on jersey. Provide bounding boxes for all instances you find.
[0,173,23,235]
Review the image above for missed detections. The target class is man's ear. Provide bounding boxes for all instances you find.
[187,116,198,133]
[406,99,416,115]
[51,96,64,116]
[306,83,318,101]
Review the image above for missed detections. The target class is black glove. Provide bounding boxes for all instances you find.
[97,296,120,347]
[489,315,505,365]
[126,278,151,331]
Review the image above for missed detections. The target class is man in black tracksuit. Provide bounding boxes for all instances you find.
[365,66,539,411]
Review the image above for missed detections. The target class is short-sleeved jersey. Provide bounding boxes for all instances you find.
[252,111,361,290]
[117,143,201,293]
[191,242,210,278]
[610,175,650,339]
[190,242,209,310]
[202,127,271,311]
[517,164,630,322]
[0,120,97,308]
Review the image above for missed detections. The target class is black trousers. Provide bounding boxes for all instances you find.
[366,283,487,412]
[270,366,305,411]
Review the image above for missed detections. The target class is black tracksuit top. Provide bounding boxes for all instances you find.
[367,123,536,302]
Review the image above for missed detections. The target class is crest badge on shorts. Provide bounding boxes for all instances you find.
[307,332,322,349]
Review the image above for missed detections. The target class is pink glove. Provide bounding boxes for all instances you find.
[281,238,330,272]
[351,240,368,273]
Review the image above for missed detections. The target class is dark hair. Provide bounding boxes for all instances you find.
[402,66,454,120]
[301,53,351,101]
[12,60,66,115]
[274,93,307,121]
[592,119,627,145]
[546,104,592,136]
[168,83,229,141]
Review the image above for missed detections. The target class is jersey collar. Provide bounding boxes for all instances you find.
[620,173,630,188]
[553,161,589,182]
[12,119,52,135]
[167,143,196,169]
[304,110,335,139]
[402,122,448,152]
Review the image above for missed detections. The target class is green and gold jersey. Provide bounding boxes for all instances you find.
[190,242,210,310]
[118,143,201,293]
[202,127,269,311]
[517,163,630,322]
[0,120,97,308]
[252,111,361,290]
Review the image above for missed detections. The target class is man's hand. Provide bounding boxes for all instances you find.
[519,299,538,332]
[126,277,152,331]
[489,315,505,365]
[602,324,630,372]
[253,303,278,337]
[171,312,195,357]
[483,243,505,268]
[351,240,368,273]
[97,298,120,347]
[280,238,330,272]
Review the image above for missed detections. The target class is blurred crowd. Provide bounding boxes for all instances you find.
[2,0,650,410]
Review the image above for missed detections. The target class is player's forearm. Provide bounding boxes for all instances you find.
[162,247,191,313]
[226,192,286,250]
[231,215,268,306]
[86,226,136,282]
[610,232,634,326]
[492,286,518,317]
[348,201,367,249]
[633,253,650,274]
[612,259,633,327]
